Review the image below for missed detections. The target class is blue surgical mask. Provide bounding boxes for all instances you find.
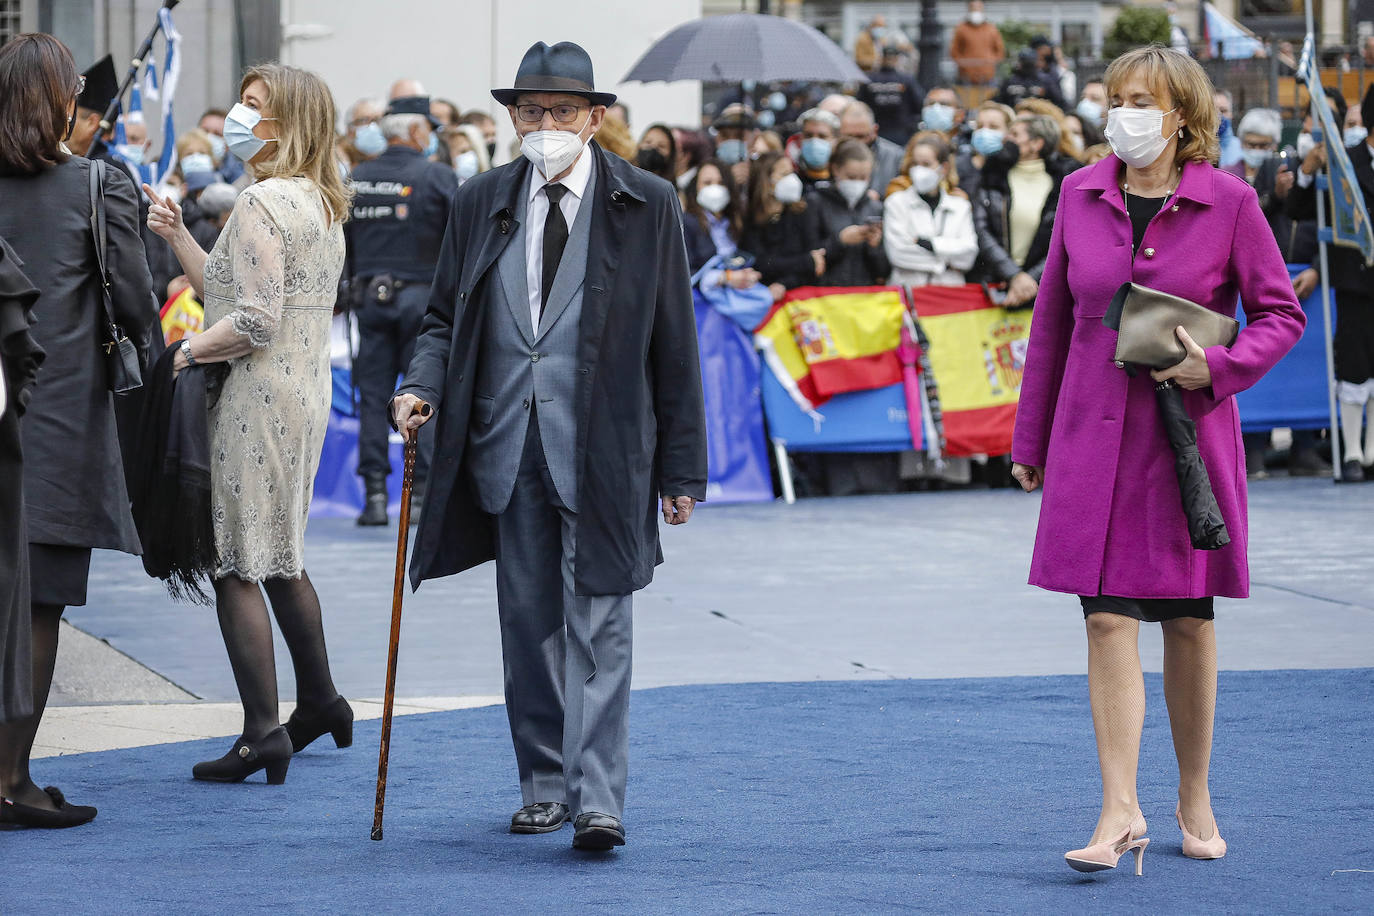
[354,122,386,157]
[224,102,277,162]
[767,91,787,112]
[922,104,956,133]
[424,131,439,158]
[800,137,832,169]
[1076,98,1104,126]
[207,132,227,162]
[742,79,757,92]
[116,144,147,166]
[756,110,776,130]
[454,150,480,180]
[971,127,1005,156]
[180,152,215,176]
[1240,148,1271,169]
[1219,117,1232,139]
[716,139,748,165]
[1344,126,1369,148]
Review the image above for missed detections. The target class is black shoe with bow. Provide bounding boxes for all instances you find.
[284,695,354,753]
[510,801,570,834]
[572,812,625,850]
[192,726,292,784]
[0,786,97,829]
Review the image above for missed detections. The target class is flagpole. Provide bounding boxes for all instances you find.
[1302,3,1342,479]
[86,0,182,158]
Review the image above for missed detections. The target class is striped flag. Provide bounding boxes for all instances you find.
[152,7,183,194]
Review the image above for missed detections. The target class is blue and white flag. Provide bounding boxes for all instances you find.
[1299,35,1374,267]
[112,84,156,186]
[1203,2,1263,60]
[153,7,182,194]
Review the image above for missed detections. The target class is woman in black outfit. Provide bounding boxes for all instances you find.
[0,34,157,828]
[739,151,825,301]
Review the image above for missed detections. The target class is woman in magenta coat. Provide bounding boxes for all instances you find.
[1011,47,1304,876]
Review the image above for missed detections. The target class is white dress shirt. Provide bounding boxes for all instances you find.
[525,148,593,333]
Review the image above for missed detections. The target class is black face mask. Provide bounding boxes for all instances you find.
[636,147,668,173]
[486,141,497,160]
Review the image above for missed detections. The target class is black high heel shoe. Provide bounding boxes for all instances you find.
[284,695,354,753]
[0,786,97,829]
[192,727,292,784]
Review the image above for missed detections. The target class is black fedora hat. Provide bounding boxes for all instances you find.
[491,41,617,108]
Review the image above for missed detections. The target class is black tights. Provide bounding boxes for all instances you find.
[213,570,339,742]
[0,602,64,809]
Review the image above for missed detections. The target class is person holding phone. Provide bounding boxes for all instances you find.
[807,139,890,287]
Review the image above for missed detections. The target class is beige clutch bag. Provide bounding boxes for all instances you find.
[1103,282,1239,370]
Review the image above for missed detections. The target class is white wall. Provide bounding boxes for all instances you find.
[282,0,702,162]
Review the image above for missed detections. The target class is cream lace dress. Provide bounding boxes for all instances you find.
[202,177,345,581]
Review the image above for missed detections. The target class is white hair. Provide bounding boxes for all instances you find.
[1236,108,1282,144]
[379,113,426,141]
[345,97,385,126]
[197,182,240,218]
[799,108,841,131]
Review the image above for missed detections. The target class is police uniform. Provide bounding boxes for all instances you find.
[346,96,457,522]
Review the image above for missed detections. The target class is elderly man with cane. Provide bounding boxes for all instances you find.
[389,41,706,851]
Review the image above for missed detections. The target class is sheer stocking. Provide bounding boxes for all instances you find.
[213,576,279,742]
[1085,613,1145,844]
[262,570,339,712]
[0,602,64,809]
[1162,617,1219,840]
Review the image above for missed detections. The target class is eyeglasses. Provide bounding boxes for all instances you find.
[515,103,587,125]
[74,75,86,97]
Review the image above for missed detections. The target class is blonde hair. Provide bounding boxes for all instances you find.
[175,128,215,162]
[976,101,1015,131]
[239,64,352,224]
[1103,45,1220,167]
[595,114,637,161]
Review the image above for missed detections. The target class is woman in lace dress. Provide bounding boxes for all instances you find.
[146,65,354,785]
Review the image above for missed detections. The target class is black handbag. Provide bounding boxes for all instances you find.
[88,160,142,393]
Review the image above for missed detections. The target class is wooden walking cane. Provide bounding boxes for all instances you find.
[371,433,418,841]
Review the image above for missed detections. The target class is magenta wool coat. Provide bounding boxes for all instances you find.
[1011,156,1306,599]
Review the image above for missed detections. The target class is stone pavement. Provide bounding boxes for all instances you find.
[40,476,1374,758]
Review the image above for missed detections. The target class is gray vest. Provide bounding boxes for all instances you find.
[466,160,596,514]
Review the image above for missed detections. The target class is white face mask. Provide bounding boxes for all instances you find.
[1104,106,1177,169]
[454,150,480,180]
[1296,132,1315,160]
[836,179,869,208]
[909,165,941,195]
[519,117,592,179]
[696,183,731,214]
[968,11,985,24]
[773,172,804,204]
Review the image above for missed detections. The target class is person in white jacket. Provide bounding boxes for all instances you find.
[883,133,979,288]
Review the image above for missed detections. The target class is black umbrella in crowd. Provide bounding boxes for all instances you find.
[621,13,868,85]
[1155,379,1230,551]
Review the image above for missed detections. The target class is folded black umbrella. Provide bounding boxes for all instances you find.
[1154,379,1230,550]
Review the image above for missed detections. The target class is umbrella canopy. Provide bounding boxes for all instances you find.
[621,13,867,86]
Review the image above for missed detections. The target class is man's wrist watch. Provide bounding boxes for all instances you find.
[180,338,197,366]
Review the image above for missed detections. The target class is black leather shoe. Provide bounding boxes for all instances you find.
[192,727,292,784]
[0,787,97,829]
[284,695,354,753]
[1339,459,1365,483]
[357,475,389,526]
[572,812,625,850]
[510,801,569,834]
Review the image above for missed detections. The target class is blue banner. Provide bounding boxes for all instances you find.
[1299,35,1374,266]
[1235,265,1330,432]
[694,295,773,503]
[761,369,913,453]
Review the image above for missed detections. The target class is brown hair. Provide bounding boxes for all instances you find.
[1104,45,1220,167]
[976,101,1015,131]
[239,64,352,224]
[0,34,79,176]
[891,130,959,198]
[830,137,874,173]
[682,158,743,240]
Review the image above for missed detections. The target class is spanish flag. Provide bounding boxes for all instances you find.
[160,285,204,345]
[753,285,906,411]
[910,284,1031,457]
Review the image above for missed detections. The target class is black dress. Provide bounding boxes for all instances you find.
[0,235,43,723]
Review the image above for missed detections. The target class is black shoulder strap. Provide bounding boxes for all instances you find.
[88,160,119,338]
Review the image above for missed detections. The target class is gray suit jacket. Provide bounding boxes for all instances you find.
[466,160,597,514]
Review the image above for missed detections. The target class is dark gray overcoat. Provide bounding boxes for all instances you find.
[395,141,707,596]
[0,157,157,554]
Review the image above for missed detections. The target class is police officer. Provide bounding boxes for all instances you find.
[347,95,457,524]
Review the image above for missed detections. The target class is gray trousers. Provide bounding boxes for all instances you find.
[490,410,633,819]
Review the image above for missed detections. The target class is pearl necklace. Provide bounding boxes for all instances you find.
[1122,167,1180,198]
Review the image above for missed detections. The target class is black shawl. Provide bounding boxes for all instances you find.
[129,346,216,604]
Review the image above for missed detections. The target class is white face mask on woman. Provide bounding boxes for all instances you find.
[1104,106,1178,169]
[909,165,941,195]
[696,183,731,214]
[836,179,869,208]
[772,172,804,204]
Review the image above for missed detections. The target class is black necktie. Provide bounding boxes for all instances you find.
[541,183,569,319]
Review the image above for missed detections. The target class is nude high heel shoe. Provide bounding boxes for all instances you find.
[1065,813,1149,875]
[1176,807,1227,859]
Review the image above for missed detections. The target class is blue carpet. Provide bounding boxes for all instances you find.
[6,671,1373,914]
